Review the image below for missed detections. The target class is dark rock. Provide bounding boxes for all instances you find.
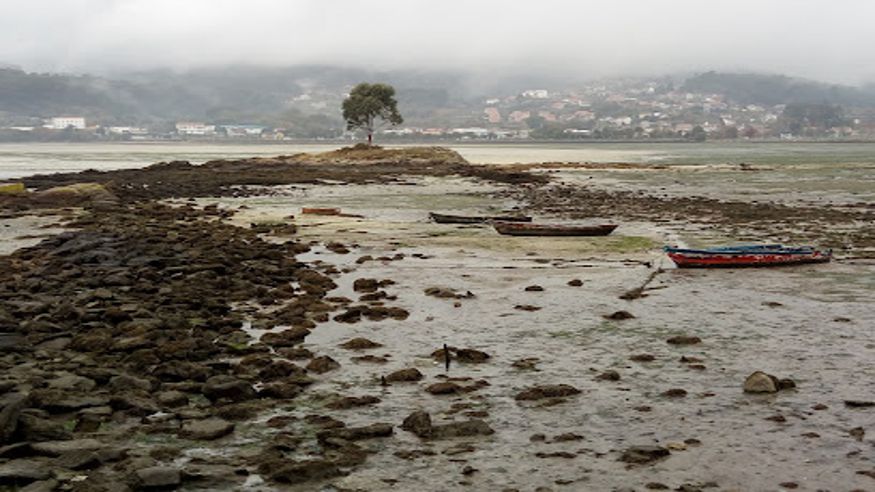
[619,445,670,464]
[0,392,27,444]
[260,327,310,347]
[666,336,701,345]
[258,380,305,400]
[352,355,388,364]
[743,371,778,393]
[135,466,181,489]
[339,337,383,350]
[29,390,109,413]
[401,411,433,438]
[156,391,189,408]
[276,347,313,360]
[386,368,423,382]
[267,459,344,484]
[552,433,583,442]
[202,376,256,403]
[426,382,463,395]
[567,279,583,287]
[431,420,494,439]
[515,384,581,401]
[47,374,96,392]
[108,374,152,393]
[662,388,688,398]
[596,370,620,381]
[326,395,380,410]
[514,304,541,311]
[0,459,52,486]
[257,360,306,381]
[317,423,393,443]
[178,418,234,440]
[18,478,59,492]
[353,278,379,293]
[524,285,544,292]
[630,354,655,362]
[604,310,635,320]
[109,394,160,416]
[306,356,340,374]
[455,348,490,363]
[16,412,71,442]
[778,378,796,390]
[31,439,104,457]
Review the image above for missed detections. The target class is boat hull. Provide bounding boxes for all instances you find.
[665,246,831,268]
[430,213,532,224]
[493,222,617,236]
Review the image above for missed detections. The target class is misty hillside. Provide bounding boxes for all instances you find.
[4,66,875,133]
[682,72,875,107]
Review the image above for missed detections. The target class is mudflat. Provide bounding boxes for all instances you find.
[0,145,873,491]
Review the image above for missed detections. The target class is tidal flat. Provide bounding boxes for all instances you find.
[0,146,873,491]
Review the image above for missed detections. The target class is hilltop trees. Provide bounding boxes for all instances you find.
[342,83,403,145]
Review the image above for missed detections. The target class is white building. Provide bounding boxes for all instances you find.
[47,117,86,130]
[107,126,148,135]
[522,89,549,99]
[176,122,216,136]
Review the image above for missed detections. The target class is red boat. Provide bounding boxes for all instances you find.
[664,245,831,268]
[493,222,617,236]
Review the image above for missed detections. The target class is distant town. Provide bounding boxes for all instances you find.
[2,68,874,142]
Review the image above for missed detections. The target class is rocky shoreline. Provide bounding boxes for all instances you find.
[1,146,874,490]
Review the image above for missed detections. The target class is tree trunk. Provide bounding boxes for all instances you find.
[367,132,372,146]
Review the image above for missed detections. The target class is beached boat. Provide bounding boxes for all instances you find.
[492,222,617,236]
[664,244,832,268]
[429,212,532,224]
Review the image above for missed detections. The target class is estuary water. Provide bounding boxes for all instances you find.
[2,141,875,180]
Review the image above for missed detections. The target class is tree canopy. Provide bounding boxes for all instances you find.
[341,82,403,144]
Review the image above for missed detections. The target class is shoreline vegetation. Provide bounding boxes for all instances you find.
[0,145,873,490]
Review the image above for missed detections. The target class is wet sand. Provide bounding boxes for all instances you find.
[1,148,874,491]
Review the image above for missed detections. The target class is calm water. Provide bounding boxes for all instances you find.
[1,141,875,180]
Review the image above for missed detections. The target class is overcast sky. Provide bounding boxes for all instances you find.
[2,0,874,84]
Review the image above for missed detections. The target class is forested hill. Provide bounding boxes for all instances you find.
[682,71,875,107]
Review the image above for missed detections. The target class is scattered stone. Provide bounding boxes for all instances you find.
[202,376,256,403]
[179,418,234,440]
[512,358,539,370]
[515,384,581,401]
[524,285,544,292]
[680,355,703,363]
[779,482,798,489]
[306,356,340,374]
[530,433,546,442]
[743,371,778,393]
[426,382,463,395]
[261,327,310,347]
[535,451,576,459]
[326,395,380,410]
[630,354,655,362]
[596,370,620,381]
[604,310,635,320]
[400,410,493,439]
[666,335,701,345]
[31,439,104,457]
[0,393,27,444]
[662,388,688,398]
[765,414,787,423]
[646,483,670,490]
[619,445,670,464]
[266,459,344,484]
[551,433,583,442]
[339,337,383,350]
[0,459,52,486]
[352,355,388,364]
[401,411,433,438]
[386,368,423,382]
[514,304,541,312]
[567,279,583,287]
[135,466,181,489]
[850,427,865,441]
[462,465,478,475]
[455,348,490,363]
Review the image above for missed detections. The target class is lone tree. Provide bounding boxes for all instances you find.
[342,83,403,145]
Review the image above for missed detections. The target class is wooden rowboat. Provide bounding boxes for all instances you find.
[493,222,617,236]
[664,245,831,268]
[429,212,532,224]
